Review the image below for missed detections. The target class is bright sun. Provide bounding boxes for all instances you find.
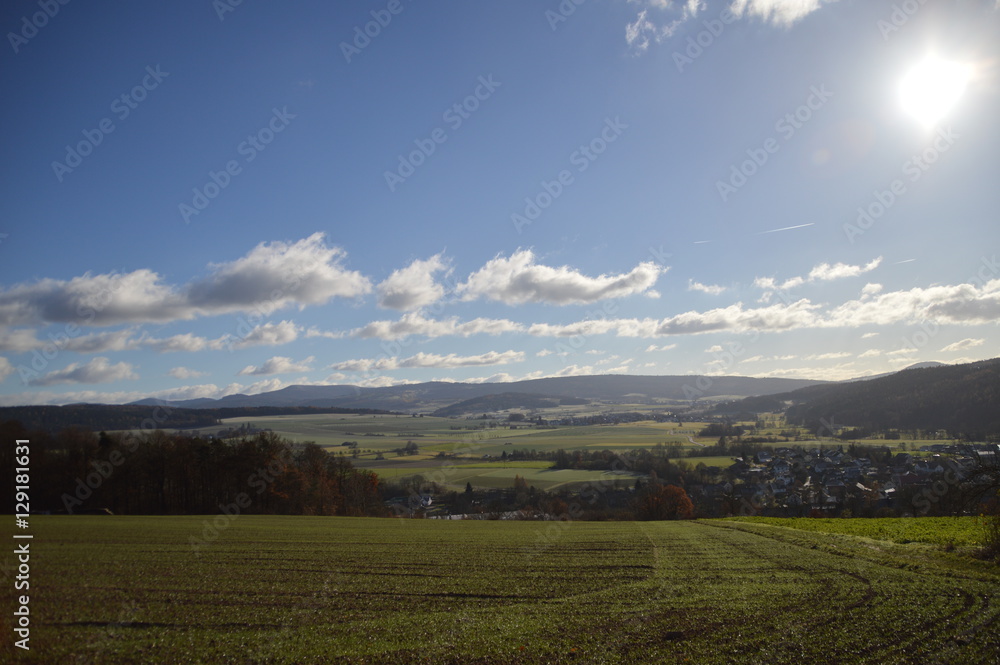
[898,56,971,128]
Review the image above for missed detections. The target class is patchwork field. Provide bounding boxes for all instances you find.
[6,516,998,664]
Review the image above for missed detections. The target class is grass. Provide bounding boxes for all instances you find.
[7,516,999,664]
[727,515,987,548]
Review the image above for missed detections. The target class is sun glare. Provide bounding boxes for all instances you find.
[898,56,971,128]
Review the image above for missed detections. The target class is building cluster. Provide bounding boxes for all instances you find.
[697,444,998,517]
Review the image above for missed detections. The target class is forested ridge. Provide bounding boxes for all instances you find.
[714,358,1000,438]
[1,420,383,516]
[0,404,394,433]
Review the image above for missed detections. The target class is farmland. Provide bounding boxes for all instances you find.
[7,516,999,664]
[178,414,712,490]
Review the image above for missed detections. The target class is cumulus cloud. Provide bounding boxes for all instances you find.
[826,280,1000,328]
[168,366,207,380]
[729,0,836,27]
[457,250,663,306]
[756,257,882,293]
[329,350,525,372]
[0,233,370,328]
[0,328,140,353]
[656,300,821,335]
[227,321,300,350]
[941,338,985,352]
[144,332,218,353]
[809,257,883,282]
[186,233,371,314]
[28,356,138,386]
[376,253,450,311]
[349,312,523,341]
[238,355,315,376]
[688,280,727,295]
[805,351,852,360]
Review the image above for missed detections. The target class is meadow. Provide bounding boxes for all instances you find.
[5,516,998,664]
[184,414,711,490]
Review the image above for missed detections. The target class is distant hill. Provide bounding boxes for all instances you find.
[0,405,394,434]
[430,392,588,417]
[713,358,1000,437]
[130,374,828,413]
[843,361,948,382]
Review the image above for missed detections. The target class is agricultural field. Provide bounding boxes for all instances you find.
[201,414,718,490]
[728,516,988,548]
[6,516,998,664]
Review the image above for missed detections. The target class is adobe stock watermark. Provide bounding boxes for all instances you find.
[51,65,170,182]
[877,0,928,42]
[671,6,738,74]
[213,0,245,22]
[178,106,296,224]
[189,447,293,556]
[384,74,501,192]
[58,407,174,514]
[716,84,833,202]
[545,0,587,31]
[843,126,957,244]
[511,116,628,234]
[7,0,71,54]
[340,0,409,64]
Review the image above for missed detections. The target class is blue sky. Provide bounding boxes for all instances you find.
[1,0,998,405]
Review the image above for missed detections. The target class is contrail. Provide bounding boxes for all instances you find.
[759,222,814,234]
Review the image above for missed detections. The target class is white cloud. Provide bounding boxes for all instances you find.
[186,233,371,314]
[376,253,450,311]
[0,328,140,353]
[861,283,883,298]
[168,367,207,380]
[349,311,523,341]
[655,300,821,335]
[861,332,879,339]
[809,257,882,282]
[858,349,882,358]
[688,280,727,295]
[238,355,315,376]
[0,233,370,328]
[756,257,882,293]
[329,350,525,372]
[706,345,724,353]
[805,351,852,360]
[729,0,836,27]
[457,249,663,306]
[826,280,1000,328]
[28,356,138,386]
[227,321,301,350]
[941,338,985,352]
[144,332,219,353]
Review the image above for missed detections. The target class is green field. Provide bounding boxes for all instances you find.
[177,414,721,489]
[729,516,988,548]
[8,516,999,664]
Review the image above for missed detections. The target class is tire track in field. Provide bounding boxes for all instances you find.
[707,520,999,663]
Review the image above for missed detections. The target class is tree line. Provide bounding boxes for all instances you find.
[1,420,383,516]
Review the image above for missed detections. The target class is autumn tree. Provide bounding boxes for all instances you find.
[638,484,694,520]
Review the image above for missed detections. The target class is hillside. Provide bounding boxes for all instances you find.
[134,374,827,412]
[430,392,588,417]
[714,358,1000,437]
